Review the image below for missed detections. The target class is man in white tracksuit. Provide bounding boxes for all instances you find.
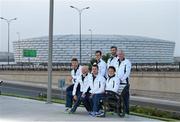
[65,58,82,112]
[107,46,119,73]
[69,66,91,113]
[95,50,107,77]
[88,64,106,117]
[116,50,132,114]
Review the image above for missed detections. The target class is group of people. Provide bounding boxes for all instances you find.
[65,46,132,117]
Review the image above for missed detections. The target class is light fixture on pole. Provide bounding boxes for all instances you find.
[0,17,17,65]
[70,6,90,64]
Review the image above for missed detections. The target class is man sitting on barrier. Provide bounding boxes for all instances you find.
[65,58,82,112]
[88,63,106,117]
[69,65,92,113]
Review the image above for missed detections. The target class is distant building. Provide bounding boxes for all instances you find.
[13,35,175,64]
[174,57,180,63]
[0,52,14,62]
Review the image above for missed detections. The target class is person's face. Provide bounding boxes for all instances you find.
[108,68,115,76]
[82,66,88,74]
[111,48,117,56]
[95,52,101,61]
[71,61,78,69]
[92,66,98,75]
[118,52,124,61]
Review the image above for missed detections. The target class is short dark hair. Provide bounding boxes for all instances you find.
[108,66,116,72]
[92,63,99,69]
[95,50,102,56]
[110,46,117,50]
[71,58,78,62]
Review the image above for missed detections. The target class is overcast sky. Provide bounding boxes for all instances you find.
[0,0,180,56]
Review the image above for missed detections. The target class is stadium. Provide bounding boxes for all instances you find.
[13,35,175,64]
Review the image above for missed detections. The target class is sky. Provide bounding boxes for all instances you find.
[0,0,180,56]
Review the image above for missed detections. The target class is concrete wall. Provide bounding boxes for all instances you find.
[130,72,180,101]
[0,71,180,101]
[131,72,180,93]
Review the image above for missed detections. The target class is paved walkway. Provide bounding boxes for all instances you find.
[0,96,163,122]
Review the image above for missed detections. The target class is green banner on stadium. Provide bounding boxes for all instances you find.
[23,49,37,57]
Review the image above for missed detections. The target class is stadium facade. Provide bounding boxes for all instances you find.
[13,35,175,64]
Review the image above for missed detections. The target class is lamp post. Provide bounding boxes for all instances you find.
[88,29,92,58]
[16,32,21,63]
[47,0,54,103]
[0,17,17,65]
[70,6,90,64]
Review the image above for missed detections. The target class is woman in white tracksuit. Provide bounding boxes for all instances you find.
[105,66,120,93]
[95,66,120,117]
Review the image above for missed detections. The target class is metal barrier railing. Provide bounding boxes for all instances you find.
[132,62,180,72]
[0,63,180,72]
[0,81,3,95]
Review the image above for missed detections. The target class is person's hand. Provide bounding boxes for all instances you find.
[67,76,73,81]
[73,95,78,101]
[67,76,73,85]
[90,94,94,99]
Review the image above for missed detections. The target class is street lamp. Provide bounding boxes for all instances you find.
[0,17,17,65]
[47,0,54,103]
[88,29,92,58]
[70,6,90,64]
[16,32,21,63]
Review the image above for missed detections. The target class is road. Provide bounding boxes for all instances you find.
[0,82,180,114]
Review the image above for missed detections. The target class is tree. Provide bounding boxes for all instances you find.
[102,53,111,63]
[88,53,110,71]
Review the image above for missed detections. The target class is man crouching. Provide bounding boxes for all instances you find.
[69,65,92,113]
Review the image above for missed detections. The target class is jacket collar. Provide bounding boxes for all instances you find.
[74,65,79,74]
[108,74,115,80]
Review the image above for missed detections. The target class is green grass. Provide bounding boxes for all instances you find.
[1,93,180,121]
[130,105,180,121]
[130,112,178,122]
[1,93,65,104]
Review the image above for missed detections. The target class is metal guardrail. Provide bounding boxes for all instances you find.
[132,63,180,72]
[0,81,3,95]
[0,63,71,71]
[0,63,180,72]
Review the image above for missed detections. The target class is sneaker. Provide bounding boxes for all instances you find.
[96,111,105,117]
[88,111,92,115]
[89,112,96,117]
[64,108,71,113]
[68,110,74,114]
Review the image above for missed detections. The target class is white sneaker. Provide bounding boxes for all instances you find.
[64,108,71,113]
[96,111,105,117]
